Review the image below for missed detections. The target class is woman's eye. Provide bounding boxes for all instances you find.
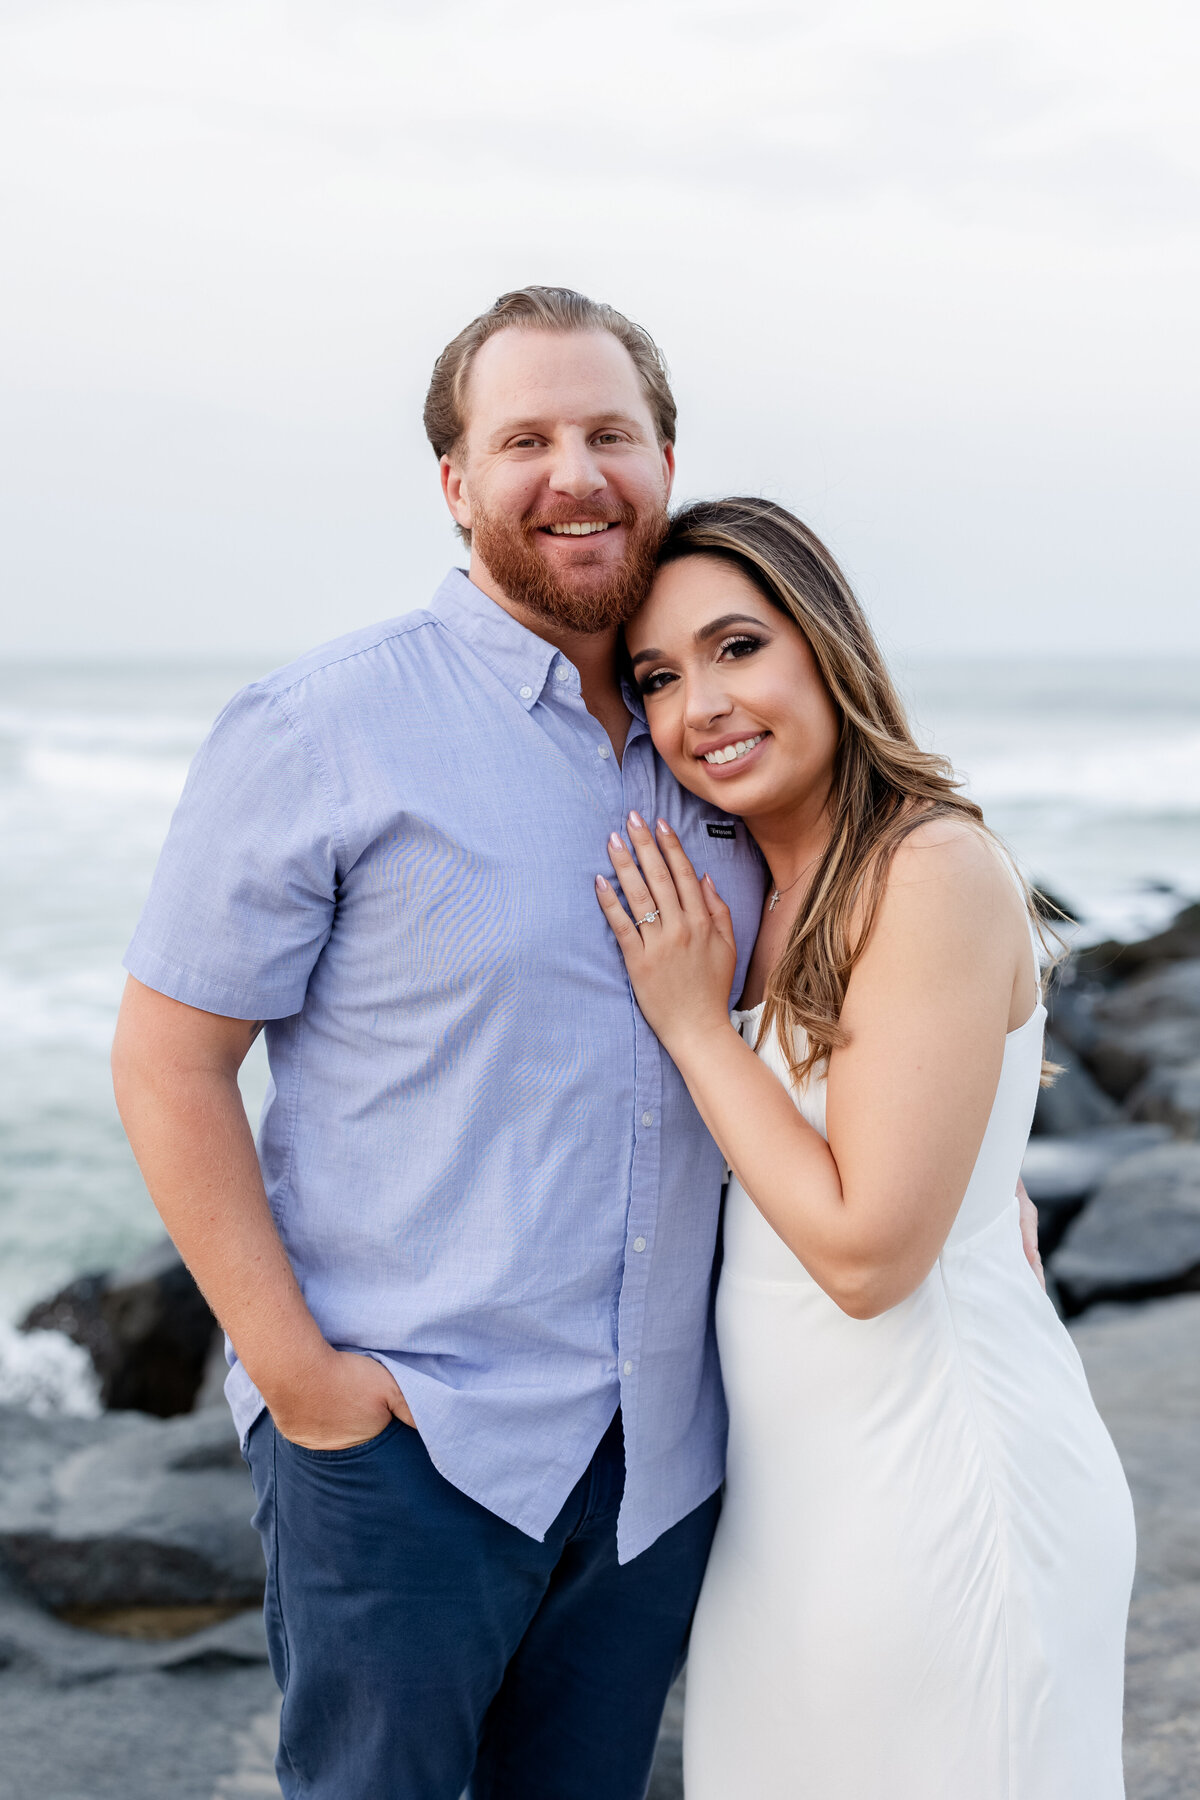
[718,634,763,660]
[638,667,678,695]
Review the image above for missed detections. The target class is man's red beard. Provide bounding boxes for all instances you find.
[469,499,670,634]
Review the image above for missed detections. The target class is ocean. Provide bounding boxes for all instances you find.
[1,653,1197,1345]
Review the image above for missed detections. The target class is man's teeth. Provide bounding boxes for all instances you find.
[703,734,765,765]
[546,521,612,535]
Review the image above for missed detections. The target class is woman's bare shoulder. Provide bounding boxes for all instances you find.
[876,818,1024,945]
[888,816,1010,889]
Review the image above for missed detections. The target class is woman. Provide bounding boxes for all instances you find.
[595,498,1135,1798]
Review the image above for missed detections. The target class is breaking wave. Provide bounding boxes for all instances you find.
[0,1319,101,1417]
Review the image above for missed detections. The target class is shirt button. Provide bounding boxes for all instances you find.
[641,1111,654,1127]
[519,685,533,700]
[623,1360,634,1376]
[598,744,611,759]
[555,665,570,682]
[632,1237,647,1253]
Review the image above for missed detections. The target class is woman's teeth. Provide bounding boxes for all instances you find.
[703,734,765,765]
[546,521,612,535]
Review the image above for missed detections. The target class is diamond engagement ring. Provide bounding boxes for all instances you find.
[637,909,661,926]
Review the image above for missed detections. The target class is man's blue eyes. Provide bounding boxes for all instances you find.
[512,434,624,448]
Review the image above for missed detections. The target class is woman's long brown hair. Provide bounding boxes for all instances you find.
[658,497,1056,1085]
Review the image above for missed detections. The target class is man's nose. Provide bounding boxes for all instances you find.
[547,432,606,500]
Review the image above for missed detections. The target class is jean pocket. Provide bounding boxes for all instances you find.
[281,1417,405,1461]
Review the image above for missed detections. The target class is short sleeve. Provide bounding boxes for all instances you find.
[123,683,339,1019]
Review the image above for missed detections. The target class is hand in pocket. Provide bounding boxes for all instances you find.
[267,1348,414,1450]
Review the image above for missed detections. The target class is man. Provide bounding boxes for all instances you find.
[111,287,767,1800]
[112,286,1041,1799]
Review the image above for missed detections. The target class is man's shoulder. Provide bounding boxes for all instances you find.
[253,610,444,708]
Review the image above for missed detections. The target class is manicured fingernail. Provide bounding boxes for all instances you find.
[656,818,674,836]
[609,832,624,851]
[596,874,610,891]
[628,810,645,830]
[702,872,713,885]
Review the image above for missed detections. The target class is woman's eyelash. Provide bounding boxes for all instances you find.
[636,635,764,694]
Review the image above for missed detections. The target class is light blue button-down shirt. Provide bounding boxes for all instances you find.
[125,569,765,1561]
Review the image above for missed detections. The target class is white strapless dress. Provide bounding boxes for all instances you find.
[683,998,1136,1799]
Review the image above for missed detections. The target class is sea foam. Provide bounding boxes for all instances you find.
[0,1319,101,1418]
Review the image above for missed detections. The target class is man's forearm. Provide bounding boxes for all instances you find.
[112,1056,330,1405]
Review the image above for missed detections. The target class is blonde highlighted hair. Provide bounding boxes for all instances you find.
[658,498,1058,1084]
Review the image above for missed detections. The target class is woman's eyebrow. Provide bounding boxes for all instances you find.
[693,612,768,643]
[629,614,768,670]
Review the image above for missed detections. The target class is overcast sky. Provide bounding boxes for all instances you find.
[2,0,1197,660]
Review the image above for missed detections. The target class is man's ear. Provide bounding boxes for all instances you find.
[662,441,676,505]
[440,454,472,532]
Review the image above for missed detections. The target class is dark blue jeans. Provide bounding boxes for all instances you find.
[245,1409,719,1800]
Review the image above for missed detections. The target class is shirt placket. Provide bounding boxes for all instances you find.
[614,728,662,1417]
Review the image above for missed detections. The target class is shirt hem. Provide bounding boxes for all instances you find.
[122,944,307,1021]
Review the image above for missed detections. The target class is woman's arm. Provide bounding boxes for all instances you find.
[597,815,1033,1318]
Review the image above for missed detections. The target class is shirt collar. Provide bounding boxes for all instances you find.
[427,568,560,711]
[427,571,648,746]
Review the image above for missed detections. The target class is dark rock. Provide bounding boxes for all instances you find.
[21,1238,218,1418]
[1032,1032,1121,1135]
[1022,1125,1171,1204]
[1020,1125,1170,1255]
[1074,901,1200,983]
[1039,930,1200,1126]
[1044,970,1105,1057]
[1127,1060,1200,1140]
[19,1274,114,1375]
[99,1240,219,1416]
[1052,1144,1200,1314]
[0,1405,264,1610]
[1077,960,1200,1103]
[1086,1018,1200,1105]
[1092,958,1200,1030]
[0,1569,267,1686]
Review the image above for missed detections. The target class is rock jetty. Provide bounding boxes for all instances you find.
[1030,900,1200,1320]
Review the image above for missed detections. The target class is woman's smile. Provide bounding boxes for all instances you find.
[692,729,771,777]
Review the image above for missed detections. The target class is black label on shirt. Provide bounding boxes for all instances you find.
[705,821,737,840]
